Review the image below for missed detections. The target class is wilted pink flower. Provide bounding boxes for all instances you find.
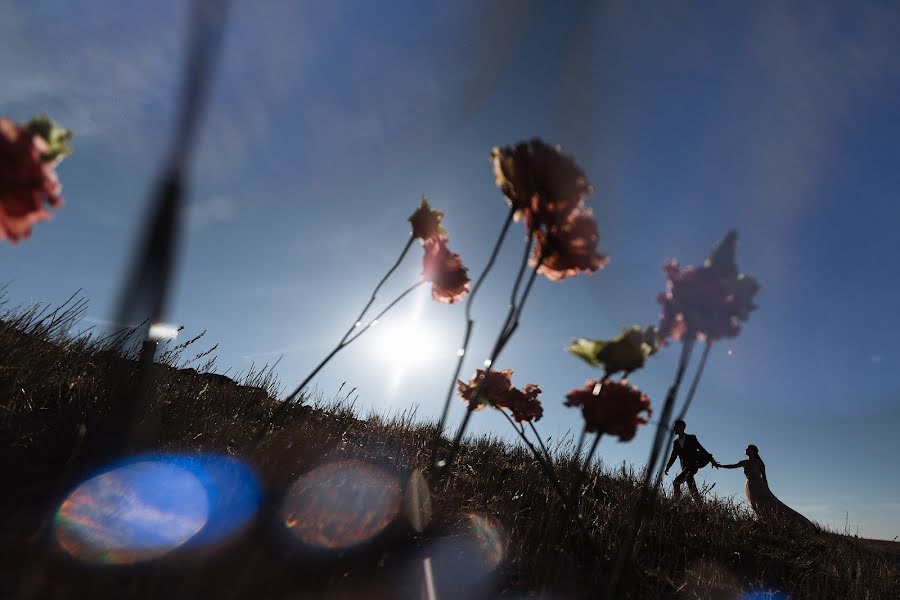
[492,139,607,281]
[532,208,609,281]
[422,237,470,304]
[565,379,652,441]
[491,138,592,229]
[0,117,67,243]
[457,370,543,422]
[657,231,760,344]
[502,383,543,423]
[457,369,514,411]
[408,196,447,242]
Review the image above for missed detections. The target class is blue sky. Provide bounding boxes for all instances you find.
[3,1,899,540]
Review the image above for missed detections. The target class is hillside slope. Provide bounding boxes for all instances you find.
[1,306,898,599]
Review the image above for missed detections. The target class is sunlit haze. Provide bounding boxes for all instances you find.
[3,0,899,540]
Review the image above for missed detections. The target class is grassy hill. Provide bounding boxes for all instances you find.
[1,296,898,599]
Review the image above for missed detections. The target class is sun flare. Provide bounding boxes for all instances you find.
[374,318,439,369]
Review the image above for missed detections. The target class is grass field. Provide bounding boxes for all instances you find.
[1,294,898,599]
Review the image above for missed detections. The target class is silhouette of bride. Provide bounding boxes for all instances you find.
[714,444,814,528]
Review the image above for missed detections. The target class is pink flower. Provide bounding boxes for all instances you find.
[491,139,607,281]
[0,117,68,243]
[457,369,514,411]
[532,207,609,281]
[565,380,652,441]
[657,231,760,344]
[502,383,543,423]
[408,196,447,242]
[457,369,543,423]
[491,139,592,227]
[422,237,470,304]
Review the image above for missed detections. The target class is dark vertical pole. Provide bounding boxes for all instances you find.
[104,0,231,455]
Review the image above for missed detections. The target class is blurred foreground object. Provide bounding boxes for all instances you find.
[0,115,71,243]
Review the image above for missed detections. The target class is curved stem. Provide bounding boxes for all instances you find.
[466,209,516,325]
[499,410,598,554]
[573,427,587,464]
[438,253,545,476]
[494,230,535,345]
[528,421,553,465]
[606,338,695,598]
[253,280,423,441]
[339,236,415,345]
[344,281,425,345]
[490,253,542,362]
[572,433,602,500]
[672,341,712,426]
[441,406,474,471]
[643,339,695,492]
[287,236,415,404]
[434,208,515,441]
[651,340,713,490]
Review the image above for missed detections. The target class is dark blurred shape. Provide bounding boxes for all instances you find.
[53,452,259,564]
[107,0,230,453]
[280,459,402,550]
[403,468,432,533]
[680,558,745,600]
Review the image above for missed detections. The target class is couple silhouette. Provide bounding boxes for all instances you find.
[664,419,814,527]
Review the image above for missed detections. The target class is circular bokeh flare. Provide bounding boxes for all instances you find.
[281,459,402,549]
[55,461,208,564]
[54,453,260,564]
[458,513,506,570]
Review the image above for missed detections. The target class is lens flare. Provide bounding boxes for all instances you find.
[404,468,432,533]
[168,453,261,549]
[148,322,179,341]
[55,461,208,564]
[54,453,260,564]
[405,513,506,598]
[281,459,402,549]
[459,513,506,570]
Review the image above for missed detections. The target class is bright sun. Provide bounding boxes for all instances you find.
[374,318,439,369]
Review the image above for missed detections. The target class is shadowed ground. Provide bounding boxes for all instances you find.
[1,298,898,599]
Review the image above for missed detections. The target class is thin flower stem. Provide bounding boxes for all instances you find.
[528,421,553,465]
[339,235,415,345]
[253,280,424,440]
[498,410,599,554]
[287,236,415,404]
[344,281,425,345]
[572,433,602,501]
[510,231,534,305]
[437,242,545,477]
[573,426,587,464]
[441,406,474,470]
[642,339,695,497]
[673,341,712,427]
[652,340,712,491]
[493,229,535,344]
[606,338,696,598]
[434,208,515,442]
[490,252,542,361]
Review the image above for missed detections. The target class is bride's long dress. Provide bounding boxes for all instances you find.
[742,458,814,528]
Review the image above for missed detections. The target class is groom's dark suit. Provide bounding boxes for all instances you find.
[665,434,714,500]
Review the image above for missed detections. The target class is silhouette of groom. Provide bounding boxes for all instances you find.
[664,419,716,501]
